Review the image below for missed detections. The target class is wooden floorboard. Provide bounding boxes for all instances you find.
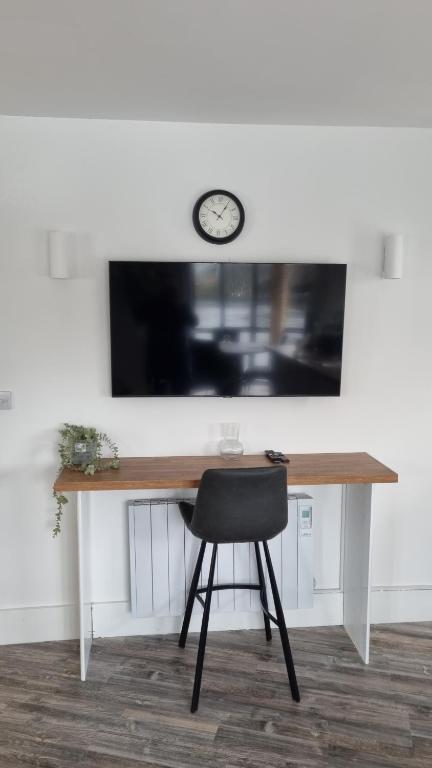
[0,624,431,767]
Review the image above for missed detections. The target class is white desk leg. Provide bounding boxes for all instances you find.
[342,483,373,664]
[77,491,92,681]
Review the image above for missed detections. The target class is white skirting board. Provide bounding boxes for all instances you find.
[2,587,432,645]
[92,591,343,638]
[0,604,79,645]
[371,586,432,623]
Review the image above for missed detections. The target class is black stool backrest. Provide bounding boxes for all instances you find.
[190,465,288,544]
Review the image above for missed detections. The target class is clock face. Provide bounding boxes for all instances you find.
[193,189,245,244]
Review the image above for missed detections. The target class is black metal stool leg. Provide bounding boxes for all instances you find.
[191,543,217,713]
[254,542,272,641]
[179,540,206,648]
[263,540,300,703]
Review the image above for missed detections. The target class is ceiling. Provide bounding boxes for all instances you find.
[1,0,432,127]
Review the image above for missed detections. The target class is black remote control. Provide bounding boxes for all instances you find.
[265,450,289,464]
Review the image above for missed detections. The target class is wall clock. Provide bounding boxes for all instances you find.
[192,189,245,244]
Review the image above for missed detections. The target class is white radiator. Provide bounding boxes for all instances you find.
[128,493,313,619]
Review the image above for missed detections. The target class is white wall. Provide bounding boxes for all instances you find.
[1,116,432,643]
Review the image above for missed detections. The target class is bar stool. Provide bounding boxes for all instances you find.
[178,465,300,712]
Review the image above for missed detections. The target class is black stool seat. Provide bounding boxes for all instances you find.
[178,465,300,712]
[179,465,288,543]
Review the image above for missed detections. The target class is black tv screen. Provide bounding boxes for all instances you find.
[109,261,347,397]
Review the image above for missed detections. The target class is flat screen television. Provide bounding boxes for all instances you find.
[109,261,347,397]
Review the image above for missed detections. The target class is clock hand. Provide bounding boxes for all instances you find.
[204,204,223,219]
[215,201,230,222]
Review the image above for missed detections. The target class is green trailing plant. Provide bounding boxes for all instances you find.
[52,423,119,537]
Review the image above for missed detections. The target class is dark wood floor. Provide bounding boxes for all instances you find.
[0,623,431,767]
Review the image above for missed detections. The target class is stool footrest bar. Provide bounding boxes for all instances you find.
[196,582,261,594]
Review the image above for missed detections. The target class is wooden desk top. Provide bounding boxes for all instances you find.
[54,452,398,492]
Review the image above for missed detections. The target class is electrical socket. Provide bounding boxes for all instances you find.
[0,391,13,410]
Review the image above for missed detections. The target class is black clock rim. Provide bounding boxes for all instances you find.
[192,189,245,245]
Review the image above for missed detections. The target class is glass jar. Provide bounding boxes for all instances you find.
[219,423,244,459]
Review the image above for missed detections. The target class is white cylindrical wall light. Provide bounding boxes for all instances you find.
[382,234,404,279]
[48,231,73,279]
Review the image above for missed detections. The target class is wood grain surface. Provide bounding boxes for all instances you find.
[54,452,398,492]
[0,623,430,767]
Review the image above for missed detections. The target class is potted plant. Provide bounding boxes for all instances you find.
[53,423,119,536]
